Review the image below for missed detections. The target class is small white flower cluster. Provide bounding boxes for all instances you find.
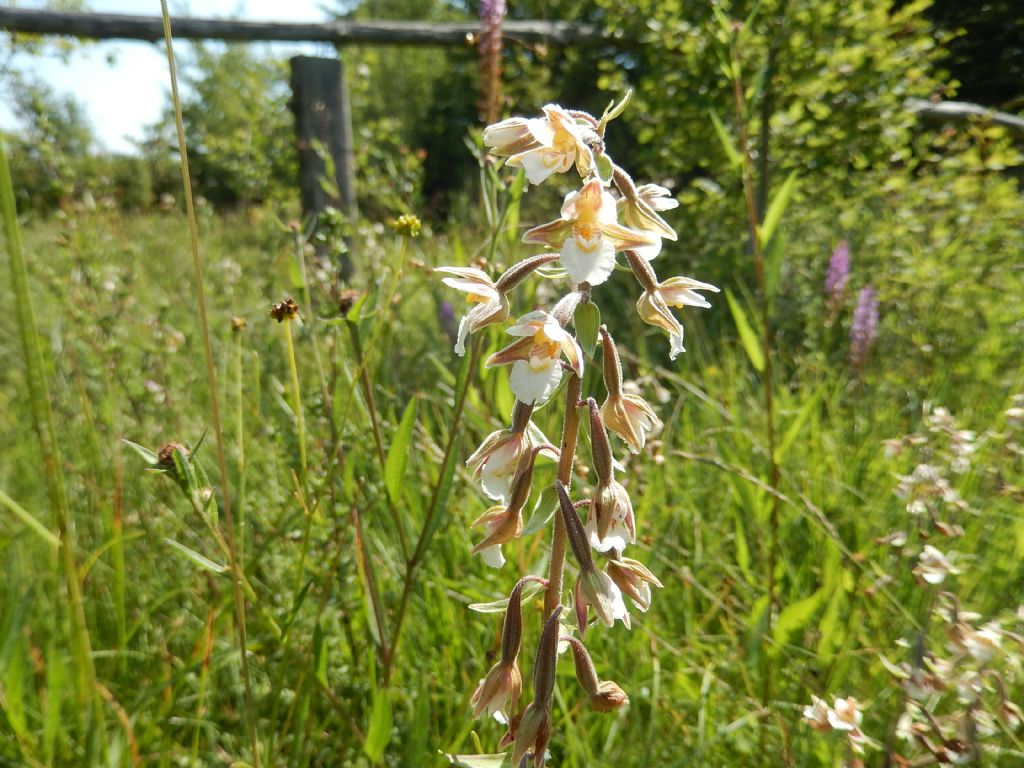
[802,695,871,755]
[442,99,715,767]
[883,595,1024,764]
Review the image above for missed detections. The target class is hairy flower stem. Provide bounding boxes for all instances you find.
[159,6,260,762]
[730,32,784,763]
[546,373,582,616]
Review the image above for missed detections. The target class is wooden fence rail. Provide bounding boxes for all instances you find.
[0,7,605,47]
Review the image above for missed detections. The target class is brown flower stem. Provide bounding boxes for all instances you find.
[546,373,582,616]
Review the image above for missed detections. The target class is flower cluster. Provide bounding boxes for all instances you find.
[440,99,714,766]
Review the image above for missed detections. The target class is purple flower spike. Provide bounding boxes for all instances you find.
[850,285,878,369]
[824,240,850,299]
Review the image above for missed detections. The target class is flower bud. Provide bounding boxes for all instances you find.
[565,636,628,712]
[591,680,630,713]
[555,480,593,573]
[532,605,563,706]
[600,327,661,453]
[511,701,551,768]
[587,398,614,484]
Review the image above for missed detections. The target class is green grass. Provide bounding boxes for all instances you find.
[1,175,1023,768]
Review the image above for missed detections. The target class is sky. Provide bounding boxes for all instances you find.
[1,1,336,153]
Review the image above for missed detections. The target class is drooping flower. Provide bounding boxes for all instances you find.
[466,401,554,501]
[616,178,678,260]
[501,104,594,185]
[566,636,629,712]
[523,179,656,286]
[511,606,563,768]
[600,326,661,453]
[605,552,663,612]
[486,310,583,405]
[437,254,560,356]
[470,446,544,567]
[803,695,833,732]
[627,251,718,360]
[435,267,508,356]
[583,399,636,552]
[470,575,542,721]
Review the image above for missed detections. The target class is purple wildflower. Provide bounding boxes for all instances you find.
[478,0,506,124]
[824,241,850,299]
[849,285,878,369]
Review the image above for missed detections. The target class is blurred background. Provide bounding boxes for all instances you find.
[1,1,1023,766]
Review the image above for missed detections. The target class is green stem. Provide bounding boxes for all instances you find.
[284,319,308,478]
[0,132,108,754]
[158,5,260,764]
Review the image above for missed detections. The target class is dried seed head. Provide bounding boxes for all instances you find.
[269,297,299,323]
[230,316,247,332]
[338,288,361,317]
[157,441,189,469]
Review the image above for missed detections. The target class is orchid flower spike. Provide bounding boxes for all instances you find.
[599,326,661,453]
[523,178,656,286]
[487,309,584,405]
[626,251,719,360]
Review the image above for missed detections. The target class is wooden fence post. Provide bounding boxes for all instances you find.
[289,55,357,275]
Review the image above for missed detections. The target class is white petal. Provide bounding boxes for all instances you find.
[668,329,685,360]
[598,191,620,225]
[509,358,563,405]
[632,237,663,261]
[479,440,522,501]
[455,314,471,356]
[513,147,569,185]
[525,117,555,146]
[478,544,506,569]
[440,276,499,297]
[560,235,617,286]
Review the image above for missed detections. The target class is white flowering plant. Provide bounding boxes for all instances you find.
[440,97,717,766]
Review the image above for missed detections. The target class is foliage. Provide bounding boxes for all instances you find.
[143,43,297,209]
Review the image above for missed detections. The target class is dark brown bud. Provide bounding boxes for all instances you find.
[587,398,614,483]
[600,326,623,398]
[532,605,564,706]
[511,400,535,434]
[501,575,549,666]
[625,250,659,293]
[495,253,560,294]
[269,297,299,323]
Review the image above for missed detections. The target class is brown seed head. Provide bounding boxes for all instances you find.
[269,297,299,323]
[230,316,247,332]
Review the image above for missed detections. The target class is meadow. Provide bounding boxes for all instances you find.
[3,3,1024,767]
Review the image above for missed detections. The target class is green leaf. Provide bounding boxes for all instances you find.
[597,89,632,136]
[725,289,765,372]
[0,487,60,548]
[774,383,825,464]
[444,753,513,768]
[764,228,786,304]
[522,484,556,536]
[122,439,159,466]
[364,687,392,762]
[573,301,601,358]
[772,589,825,651]
[758,170,799,246]
[163,538,228,575]
[710,110,742,169]
[386,398,418,504]
[421,435,461,555]
[469,580,547,613]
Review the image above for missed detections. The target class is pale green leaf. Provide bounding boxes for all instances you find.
[163,538,228,575]
[709,110,742,169]
[386,397,418,504]
[759,170,799,245]
[725,289,765,372]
